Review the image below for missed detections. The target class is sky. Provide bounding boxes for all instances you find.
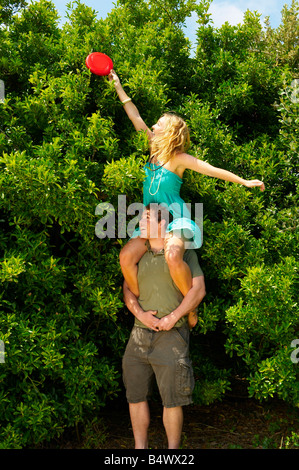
[51,0,291,31]
[49,0,292,50]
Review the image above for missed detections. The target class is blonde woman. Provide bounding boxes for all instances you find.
[108,70,265,328]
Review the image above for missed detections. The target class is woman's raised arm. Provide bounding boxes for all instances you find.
[108,70,153,141]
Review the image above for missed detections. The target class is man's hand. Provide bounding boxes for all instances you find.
[140,310,160,331]
[157,311,179,331]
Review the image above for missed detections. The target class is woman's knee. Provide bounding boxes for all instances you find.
[164,239,185,267]
[119,239,147,267]
[119,247,129,267]
[119,243,135,267]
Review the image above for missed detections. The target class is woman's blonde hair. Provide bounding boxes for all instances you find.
[150,113,190,165]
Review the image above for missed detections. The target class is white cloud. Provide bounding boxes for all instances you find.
[208,0,287,28]
[209,2,245,27]
[184,0,287,45]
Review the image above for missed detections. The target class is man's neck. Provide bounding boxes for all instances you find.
[148,237,165,253]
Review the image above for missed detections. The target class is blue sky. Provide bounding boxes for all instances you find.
[51,0,292,47]
[51,0,291,26]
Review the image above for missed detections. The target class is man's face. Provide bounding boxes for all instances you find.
[139,209,161,239]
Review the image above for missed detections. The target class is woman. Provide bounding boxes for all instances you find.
[108,70,265,328]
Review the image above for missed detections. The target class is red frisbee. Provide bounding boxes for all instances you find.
[85,52,113,76]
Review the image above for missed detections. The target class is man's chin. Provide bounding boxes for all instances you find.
[139,230,148,239]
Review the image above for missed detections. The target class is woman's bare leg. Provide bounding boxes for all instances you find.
[164,233,198,329]
[119,237,147,297]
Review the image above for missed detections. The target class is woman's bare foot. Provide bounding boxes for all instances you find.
[188,311,198,329]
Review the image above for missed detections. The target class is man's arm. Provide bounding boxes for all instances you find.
[123,281,160,331]
[158,275,206,331]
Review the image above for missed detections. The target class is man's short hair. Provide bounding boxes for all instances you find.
[145,203,173,225]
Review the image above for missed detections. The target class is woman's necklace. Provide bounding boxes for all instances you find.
[148,156,164,196]
[148,167,163,195]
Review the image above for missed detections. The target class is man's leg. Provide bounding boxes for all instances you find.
[129,401,150,449]
[163,406,183,449]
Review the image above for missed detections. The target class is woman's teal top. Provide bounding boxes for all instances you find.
[131,162,202,249]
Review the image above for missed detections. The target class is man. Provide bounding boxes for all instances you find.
[122,204,205,449]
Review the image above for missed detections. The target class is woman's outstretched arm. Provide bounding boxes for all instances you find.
[108,70,153,141]
[176,153,265,191]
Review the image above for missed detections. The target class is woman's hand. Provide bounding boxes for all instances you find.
[108,69,120,87]
[244,179,265,191]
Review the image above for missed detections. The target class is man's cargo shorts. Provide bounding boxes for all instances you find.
[122,323,194,408]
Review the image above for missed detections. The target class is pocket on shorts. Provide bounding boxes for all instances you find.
[176,357,195,396]
[174,326,189,347]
